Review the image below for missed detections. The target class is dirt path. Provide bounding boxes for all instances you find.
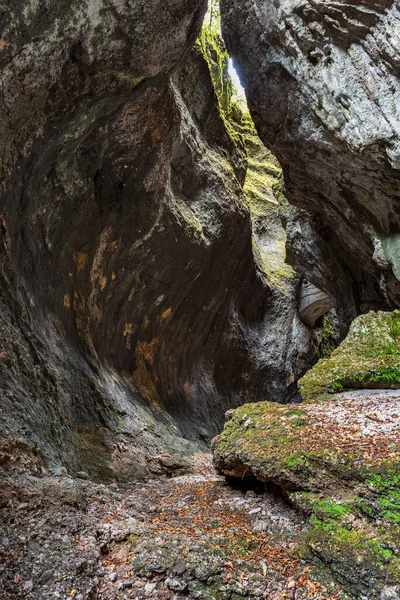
[0,454,346,600]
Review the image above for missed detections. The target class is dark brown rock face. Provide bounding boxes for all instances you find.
[0,1,323,479]
[0,0,214,479]
[220,0,400,320]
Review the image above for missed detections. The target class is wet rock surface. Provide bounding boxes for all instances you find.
[220,0,400,316]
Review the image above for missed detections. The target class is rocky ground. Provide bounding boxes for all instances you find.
[0,453,349,600]
[212,390,400,599]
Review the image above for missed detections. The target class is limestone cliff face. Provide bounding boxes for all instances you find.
[220,0,400,320]
[0,0,210,479]
[0,1,324,479]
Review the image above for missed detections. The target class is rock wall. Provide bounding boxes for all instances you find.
[220,0,400,321]
[0,0,211,480]
[0,1,325,479]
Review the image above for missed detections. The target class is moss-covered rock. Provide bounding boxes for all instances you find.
[212,392,400,597]
[299,310,400,401]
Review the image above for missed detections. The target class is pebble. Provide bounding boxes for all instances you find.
[122,578,135,588]
[109,572,118,582]
[144,582,157,595]
[52,467,68,477]
[173,562,186,575]
[380,587,400,600]
[149,564,166,574]
[165,577,188,592]
[246,490,257,498]
[249,507,262,515]
[22,580,34,592]
[39,569,53,584]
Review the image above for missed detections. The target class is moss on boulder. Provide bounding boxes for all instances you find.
[299,310,400,401]
[212,390,400,597]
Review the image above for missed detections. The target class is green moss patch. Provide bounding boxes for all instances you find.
[299,310,400,401]
[212,393,400,596]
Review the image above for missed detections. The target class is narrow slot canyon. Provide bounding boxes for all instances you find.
[0,1,399,599]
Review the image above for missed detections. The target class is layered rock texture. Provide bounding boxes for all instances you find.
[1,0,215,481]
[220,0,400,322]
[0,1,328,480]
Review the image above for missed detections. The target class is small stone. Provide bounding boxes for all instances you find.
[75,558,87,573]
[1,538,10,547]
[39,570,53,584]
[380,587,400,600]
[122,578,135,589]
[51,466,68,477]
[173,563,186,575]
[245,490,257,498]
[22,580,34,592]
[149,564,166,574]
[249,507,262,515]
[17,503,29,511]
[109,572,118,582]
[76,471,89,480]
[112,530,130,542]
[165,577,188,592]
[144,582,157,595]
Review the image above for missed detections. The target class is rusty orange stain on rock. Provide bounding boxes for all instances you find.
[64,294,71,309]
[100,276,107,291]
[73,252,89,273]
[111,272,116,281]
[108,240,118,253]
[133,338,161,409]
[183,378,191,397]
[161,307,172,321]
[123,323,136,350]
[143,315,150,329]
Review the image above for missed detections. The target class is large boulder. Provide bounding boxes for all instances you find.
[299,309,400,400]
[212,391,400,597]
[213,308,400,597]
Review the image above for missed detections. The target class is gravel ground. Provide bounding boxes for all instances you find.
[308,390,400,437]
[0,453,344,600]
